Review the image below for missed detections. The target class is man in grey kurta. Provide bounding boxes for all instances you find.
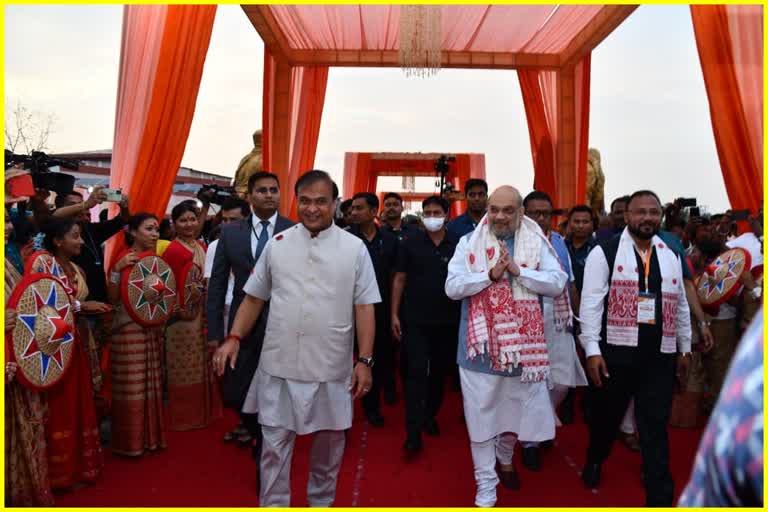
[214,170,380,507]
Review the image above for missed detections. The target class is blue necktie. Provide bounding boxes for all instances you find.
[254,220,271,262]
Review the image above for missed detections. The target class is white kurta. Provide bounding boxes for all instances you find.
[543,257,587,388]
[241,223,380,434]
[446,234,567,443]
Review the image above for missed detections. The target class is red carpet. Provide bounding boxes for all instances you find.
[55,389,702,507]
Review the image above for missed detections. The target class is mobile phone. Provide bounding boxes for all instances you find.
[731,209,751,221]
[677,197,697,208]
[104,188,122,202]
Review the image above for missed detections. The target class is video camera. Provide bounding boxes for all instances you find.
[434,154,456,196]
[197,184,236,206]
[5,150,78,196]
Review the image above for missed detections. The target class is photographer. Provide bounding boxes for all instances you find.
[54,186,131,303]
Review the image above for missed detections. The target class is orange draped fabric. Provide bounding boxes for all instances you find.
[262,49,329,218]
[106,5,217,268]
[691,5,763,211]
[343,152,377,198]
[267,5,604,55]
[574,55,591,205]
[519,69,556,196]
[519,55,591,208]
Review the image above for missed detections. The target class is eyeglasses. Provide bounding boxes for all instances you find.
[254,187,279,195]
[527,210,552,218]
[628,209,662,218]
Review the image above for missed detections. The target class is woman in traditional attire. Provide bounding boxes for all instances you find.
[35,218,109,489]
[4,207,54,506]
[107,213,167,456]
[162,202,221,430]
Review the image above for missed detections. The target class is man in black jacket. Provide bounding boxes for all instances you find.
[207,172,294,457]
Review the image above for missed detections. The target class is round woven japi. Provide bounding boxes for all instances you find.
[6,273,77,390]
[178,261,205,321]
[25,251,74,295]
[696,247,750,314]
[120,252,177,327]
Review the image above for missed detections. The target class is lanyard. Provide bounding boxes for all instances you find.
[639,248,652,293]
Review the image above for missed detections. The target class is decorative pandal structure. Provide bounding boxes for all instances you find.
[242,4,637,214]
[344,152,487,217]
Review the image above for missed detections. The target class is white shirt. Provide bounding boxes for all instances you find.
[579,245,692,357]
[250,210,278,259]
[203,239,234,306]
[243,223,381,382]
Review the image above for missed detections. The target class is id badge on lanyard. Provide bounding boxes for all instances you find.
[637,248,656,325]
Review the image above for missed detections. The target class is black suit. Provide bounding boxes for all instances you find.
[206,214,294,431]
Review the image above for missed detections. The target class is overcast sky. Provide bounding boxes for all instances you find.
[5,4,730,212]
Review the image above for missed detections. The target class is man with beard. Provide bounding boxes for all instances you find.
[446,186,567,505]
[447,179,488,240]
[579,190,692,506]
[380,192,416,242]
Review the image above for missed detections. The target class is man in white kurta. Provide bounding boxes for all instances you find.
[517,192,588,470]
[214,171,380,507]
[445,186,567,507]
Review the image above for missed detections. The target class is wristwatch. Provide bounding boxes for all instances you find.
[697,320,711,329]
[357,356,374,368]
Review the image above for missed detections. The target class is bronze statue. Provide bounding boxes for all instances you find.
[586,148,605,214]
[233,130,263,196]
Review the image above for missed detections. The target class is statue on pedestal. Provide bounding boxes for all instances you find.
[233,130,263,196]
[586,148,605,214]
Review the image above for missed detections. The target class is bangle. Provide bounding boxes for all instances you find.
[225,334,241,344]
[697,320,710,329]
[109,271,121,284]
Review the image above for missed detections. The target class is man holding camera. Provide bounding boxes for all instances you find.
[55,186,131,303]
[207,172,294,459]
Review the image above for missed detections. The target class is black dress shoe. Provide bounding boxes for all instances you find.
[366,411,385,427]
[581,462,601,489]
[423,419,440,437]
[521,446,541,471]
[495,462,521,490]
[403,435,423,456]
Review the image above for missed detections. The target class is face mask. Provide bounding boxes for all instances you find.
[423,217,445,232]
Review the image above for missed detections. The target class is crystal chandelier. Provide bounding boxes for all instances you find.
[398,5,442,78]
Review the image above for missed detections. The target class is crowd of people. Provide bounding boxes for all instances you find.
[4,168,763,507]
